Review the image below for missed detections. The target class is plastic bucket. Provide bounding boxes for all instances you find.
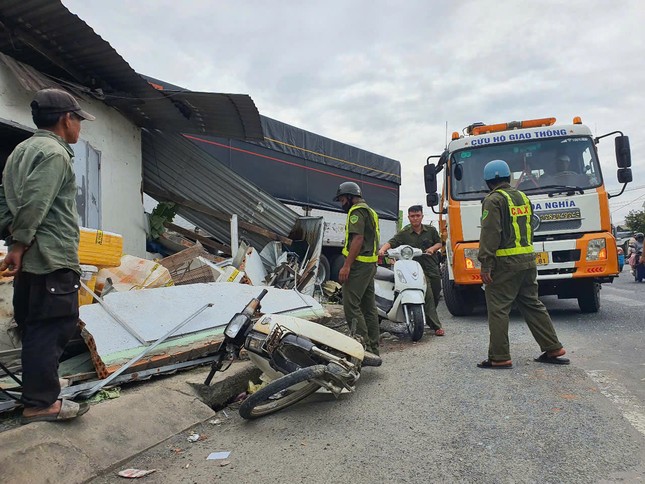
[78,264,99,306]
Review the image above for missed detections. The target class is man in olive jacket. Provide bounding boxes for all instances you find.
[477,159,568,369]
[378,205,444,335]
[0,89,95,423]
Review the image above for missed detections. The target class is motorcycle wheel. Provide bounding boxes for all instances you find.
[403,304,424,342]
[239,365,326,420]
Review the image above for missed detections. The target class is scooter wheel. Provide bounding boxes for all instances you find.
[239,365,327,420]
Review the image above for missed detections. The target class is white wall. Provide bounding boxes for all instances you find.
[0,63,147,257]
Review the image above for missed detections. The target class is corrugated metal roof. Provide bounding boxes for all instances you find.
[142,129,299,249]
[0,0,263,139]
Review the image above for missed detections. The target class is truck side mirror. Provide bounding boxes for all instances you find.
[615,136,631,168]
[424,163,437,193]
[617,168,632,184]
[426,193,439,207]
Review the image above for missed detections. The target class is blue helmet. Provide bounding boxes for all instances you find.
[483,159,511,182]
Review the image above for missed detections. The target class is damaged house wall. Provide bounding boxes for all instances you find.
[0,62,147,257]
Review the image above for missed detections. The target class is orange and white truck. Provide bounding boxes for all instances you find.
[424,117,632,315]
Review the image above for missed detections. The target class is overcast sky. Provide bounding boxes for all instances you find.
[64,0,645,224]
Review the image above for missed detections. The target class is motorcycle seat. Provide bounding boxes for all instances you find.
[375,266,395,282]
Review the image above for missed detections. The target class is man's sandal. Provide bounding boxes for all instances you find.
[20,399,90,425]
[477,359,513,369]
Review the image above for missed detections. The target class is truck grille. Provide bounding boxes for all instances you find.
[535,219,582,232]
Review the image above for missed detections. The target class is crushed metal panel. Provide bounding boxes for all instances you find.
[142,129,299,250]
[79,283,325,373]
[0,52,61,91]
[292,216,324,296]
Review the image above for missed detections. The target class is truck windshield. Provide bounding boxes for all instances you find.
[450,136,602,200]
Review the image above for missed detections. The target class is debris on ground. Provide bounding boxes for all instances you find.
[117,468,157,478]
[206,451,231,460]
[89,387,121,403]
[1,216,329,414]
[247,380,269,394]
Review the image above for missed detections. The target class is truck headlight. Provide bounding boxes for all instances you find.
[586,238,607,261]
[401,246,414,260]
[464,248,481,269]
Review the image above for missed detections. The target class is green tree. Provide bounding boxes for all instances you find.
[624,209,645,234]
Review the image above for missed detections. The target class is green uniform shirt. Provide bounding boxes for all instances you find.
[0,130,81,275]
[388,224,441,278]
[478,182,535,273]
[346,199,377,262]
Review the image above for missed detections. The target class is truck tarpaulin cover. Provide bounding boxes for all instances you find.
[184,117,401,221]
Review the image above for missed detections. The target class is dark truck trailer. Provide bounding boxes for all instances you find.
[186,116,401,281]
[144,76,401,281]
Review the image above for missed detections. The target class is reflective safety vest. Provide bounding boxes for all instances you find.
[494,189,534,257]
[342,202,380,263]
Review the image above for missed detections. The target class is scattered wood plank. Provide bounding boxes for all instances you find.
[164,223,231,255]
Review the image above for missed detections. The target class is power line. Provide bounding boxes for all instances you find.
[610,193,645,214]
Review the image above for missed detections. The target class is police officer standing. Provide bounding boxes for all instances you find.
[477,160,569,369]
[334,181,381,356]
[378,205,444,335]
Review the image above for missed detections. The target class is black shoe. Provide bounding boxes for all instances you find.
[363,351,382,367]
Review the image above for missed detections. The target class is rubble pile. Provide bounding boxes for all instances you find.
[0,217,327,413]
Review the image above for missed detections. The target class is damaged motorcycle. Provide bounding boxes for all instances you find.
[204,289,381,419]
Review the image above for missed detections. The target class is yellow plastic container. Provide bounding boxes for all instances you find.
[78,227,123,267]
[78,264,98,306]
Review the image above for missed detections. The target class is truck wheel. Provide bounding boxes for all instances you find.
[577,280,600,313]
[330,254,346,282]
[316,255,331,284]
[441,264,476,316]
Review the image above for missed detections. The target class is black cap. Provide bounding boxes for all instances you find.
[31,88,95,121]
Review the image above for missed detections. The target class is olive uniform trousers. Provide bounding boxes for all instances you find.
[343,261,380,354]
[485,266,562,361]
[424,275,442,330]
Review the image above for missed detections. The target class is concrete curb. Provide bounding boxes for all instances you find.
[0,360,257,484]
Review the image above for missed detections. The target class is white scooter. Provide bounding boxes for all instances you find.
[374,245,426,341]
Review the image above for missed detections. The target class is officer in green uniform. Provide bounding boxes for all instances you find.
[378,205,444,335]
[334,181,381,355]
[477,159,569,369]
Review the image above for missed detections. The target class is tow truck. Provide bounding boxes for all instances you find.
[424,116,632,314]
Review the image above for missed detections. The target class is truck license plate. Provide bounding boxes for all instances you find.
[535,252,549,265]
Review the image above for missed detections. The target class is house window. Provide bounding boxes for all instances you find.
[72,139,102,229]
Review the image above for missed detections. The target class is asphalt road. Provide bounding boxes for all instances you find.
[92,269,645,484]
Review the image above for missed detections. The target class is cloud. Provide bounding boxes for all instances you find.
[63,0,645,222]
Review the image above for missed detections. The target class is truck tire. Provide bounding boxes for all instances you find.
[441,264,476,316]
[330,254,346,282]
[577,280,600,313]
[316,254,331,284]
